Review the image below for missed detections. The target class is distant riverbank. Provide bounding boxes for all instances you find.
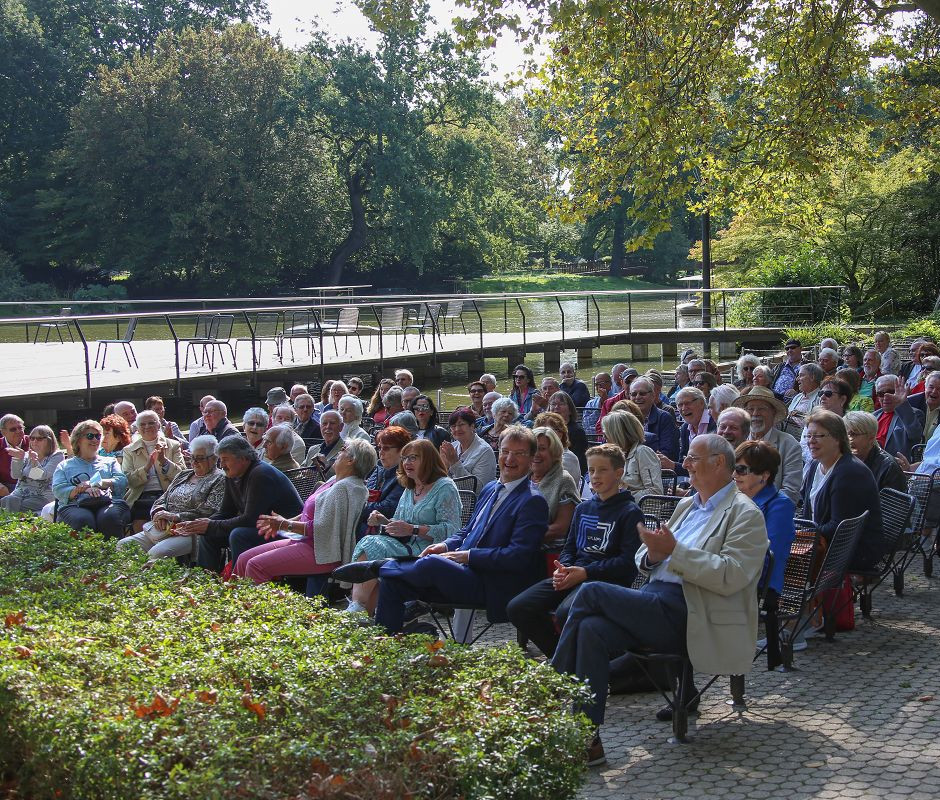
[469,274,672,293]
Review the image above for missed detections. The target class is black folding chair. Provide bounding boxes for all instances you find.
[638,494,682,526]
[457,489,477,527]
[451,474,478,496]
[234,311,281,363]
[899,468,939,579]
[660,469,678,495]
[182,314,236,371]
[282,467,324,503]
[850,488,915,616]
[281,310,318,362]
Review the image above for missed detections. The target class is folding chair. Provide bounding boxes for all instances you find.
[638,494,682,526]
[282,466,324,503]
[94,317,139,369]
[329,307,365,356]
[181,314,236,371]
[898,468,939,579]
[451,474,478,496]
[850,488,915,616]
[441,299,467,334]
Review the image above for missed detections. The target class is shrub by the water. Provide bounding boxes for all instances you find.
[0,515,592,799]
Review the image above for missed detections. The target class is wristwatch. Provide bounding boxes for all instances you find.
[412,525,420,537]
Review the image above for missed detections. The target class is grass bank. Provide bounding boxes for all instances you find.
[469,274,672,294]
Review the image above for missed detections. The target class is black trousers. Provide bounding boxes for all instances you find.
[506,577,581,658]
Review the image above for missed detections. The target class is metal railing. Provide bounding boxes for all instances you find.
[0,285,846,405]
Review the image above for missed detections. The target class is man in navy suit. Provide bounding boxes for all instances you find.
[874,375,924,460]
[371,425,549,634]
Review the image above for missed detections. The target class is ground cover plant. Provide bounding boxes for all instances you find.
[0,515,592,799]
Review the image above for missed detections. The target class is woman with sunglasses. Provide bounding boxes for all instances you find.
[733,441,795,649]
[52,420,130,538]
[347,439,461,615]
[0,425,64,512]
[412,395,451,450]
[798,376,854,464]
[734,354,760,389]
[241,408,269,456]
[509,364,538,417]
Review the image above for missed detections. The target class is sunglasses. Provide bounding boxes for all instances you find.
[819,389,839,398]
[84,432,102,441]
[733,464,754,475]
[875,390,896,397]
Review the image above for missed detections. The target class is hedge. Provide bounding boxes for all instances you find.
[0,515,592,799]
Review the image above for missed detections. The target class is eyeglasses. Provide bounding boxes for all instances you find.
[733,464,754,475]
[875,390,895,397]
[401,454,420,463]
[138,422,159,429]
[413,405,431,412]
[806,433,830,441]
[84,432,102,441]
[295,404,313,410]
[244,421,266,428]
[191,455,214,463]
[469,388,485,394]
[376,445,399,452]
[28,434,48,441]
[513,374,527,380]
[682,454,714,463]
[819,389,838,398]
[629,390,651,397]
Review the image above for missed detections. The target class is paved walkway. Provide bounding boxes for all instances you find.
[473,566,939,799]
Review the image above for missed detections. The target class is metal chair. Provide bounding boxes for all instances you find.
[405,303,443,349]
[660,469,678,495]
[329,307,364,356]
[441,298,467,334]
[452,474,478,496]
[281,310,318,362]
[457,489,477,527]
[850,488,915,616]
[282,467,323,503]
[638,494,682,526]
[911,443,926,463]
[181,314,236,371]
[234,311,281,363]
[898,468,940,579]
[34,307,74,343]
[778,417,804,440]
[94,317,139,369]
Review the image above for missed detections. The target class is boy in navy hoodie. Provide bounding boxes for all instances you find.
[507,444,643,658]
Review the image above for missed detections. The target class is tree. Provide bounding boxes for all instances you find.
[456,0,940,245]
[38,24,341,291]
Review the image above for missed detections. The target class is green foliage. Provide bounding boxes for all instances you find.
[899,315,940,342]
[782,323,857,347]
[469,274,668,293]
[0,516,592,799]
[457,1,940,252]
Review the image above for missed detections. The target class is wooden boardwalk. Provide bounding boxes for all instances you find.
[3,324,785,418]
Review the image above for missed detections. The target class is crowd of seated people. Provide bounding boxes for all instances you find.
[5,335,940,769]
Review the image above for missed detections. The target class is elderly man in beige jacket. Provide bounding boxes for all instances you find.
[551,433,768,767]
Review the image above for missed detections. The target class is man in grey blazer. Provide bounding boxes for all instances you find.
[552,434,768,766]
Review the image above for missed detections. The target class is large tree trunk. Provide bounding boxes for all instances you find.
[325,178,368,286]
[610,202,626,276]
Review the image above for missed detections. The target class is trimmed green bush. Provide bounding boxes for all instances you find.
[898,316,940,344]
[0,516,592,799]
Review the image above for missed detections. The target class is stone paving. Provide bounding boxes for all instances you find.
[471,564,940,800]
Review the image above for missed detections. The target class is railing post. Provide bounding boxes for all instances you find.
[73,320,92,410]
[426,302,438,365]
[165,315,181,397]
[243,311,257,388]
[503,300,508,333]
[591,296,600,346]
[515,299,526,348]
[628,293,632,333]
[723,291,727,332]
[471,300,484,360]
[372,305,384,372]
[555,297,566,346]
[314,310,325,382]
[674,292,679,330]
[810,288,816,322]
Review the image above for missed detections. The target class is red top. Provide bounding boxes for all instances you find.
[876,411,893,449]
[0,435,27,490]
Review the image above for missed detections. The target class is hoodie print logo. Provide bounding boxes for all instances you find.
[578,513,614,554]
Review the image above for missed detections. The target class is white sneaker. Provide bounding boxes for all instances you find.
[344,600,368,614]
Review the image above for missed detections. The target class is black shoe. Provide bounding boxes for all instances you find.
[655,700,700,722]
[332,558,392,584]
[586,733,607,767]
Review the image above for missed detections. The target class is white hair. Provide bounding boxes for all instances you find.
[189,435,218,457]
[338,394,363,421]
[708,384,740,416]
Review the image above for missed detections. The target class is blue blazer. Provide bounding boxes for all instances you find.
[751,484,795,594]
[645,405,679,462]
[444,478,548,622]
[801,453,884,570]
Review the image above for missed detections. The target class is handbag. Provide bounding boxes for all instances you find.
[77,492,112,511]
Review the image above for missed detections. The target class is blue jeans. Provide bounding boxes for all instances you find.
[551,581,687,726]
[58,501,130,540]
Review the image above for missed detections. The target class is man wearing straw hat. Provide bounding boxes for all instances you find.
[733,386,804,504]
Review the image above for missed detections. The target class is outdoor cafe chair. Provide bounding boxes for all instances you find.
[899,467,940,579]
[281,310,318,362]
[403,303,443,350]
[451,474,478,496]
[282,466,324,504]
[94,317,139,369]
[33,307,74,344]
[180,314,236,371]
[234,311,281,364]
[638,494,682,527]
[624,552,775,743]
[328,307,365,356]
[850,487,915,617]
[440,298,467,334]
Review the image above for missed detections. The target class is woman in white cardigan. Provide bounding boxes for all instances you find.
[439,408,497,491]
[233,439,376,584]
[601,411,663,502]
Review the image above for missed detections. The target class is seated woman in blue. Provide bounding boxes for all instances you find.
[345,438,461,616]
[357,426,409,538]
[52,419,130,538]
[733,440,795,599]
